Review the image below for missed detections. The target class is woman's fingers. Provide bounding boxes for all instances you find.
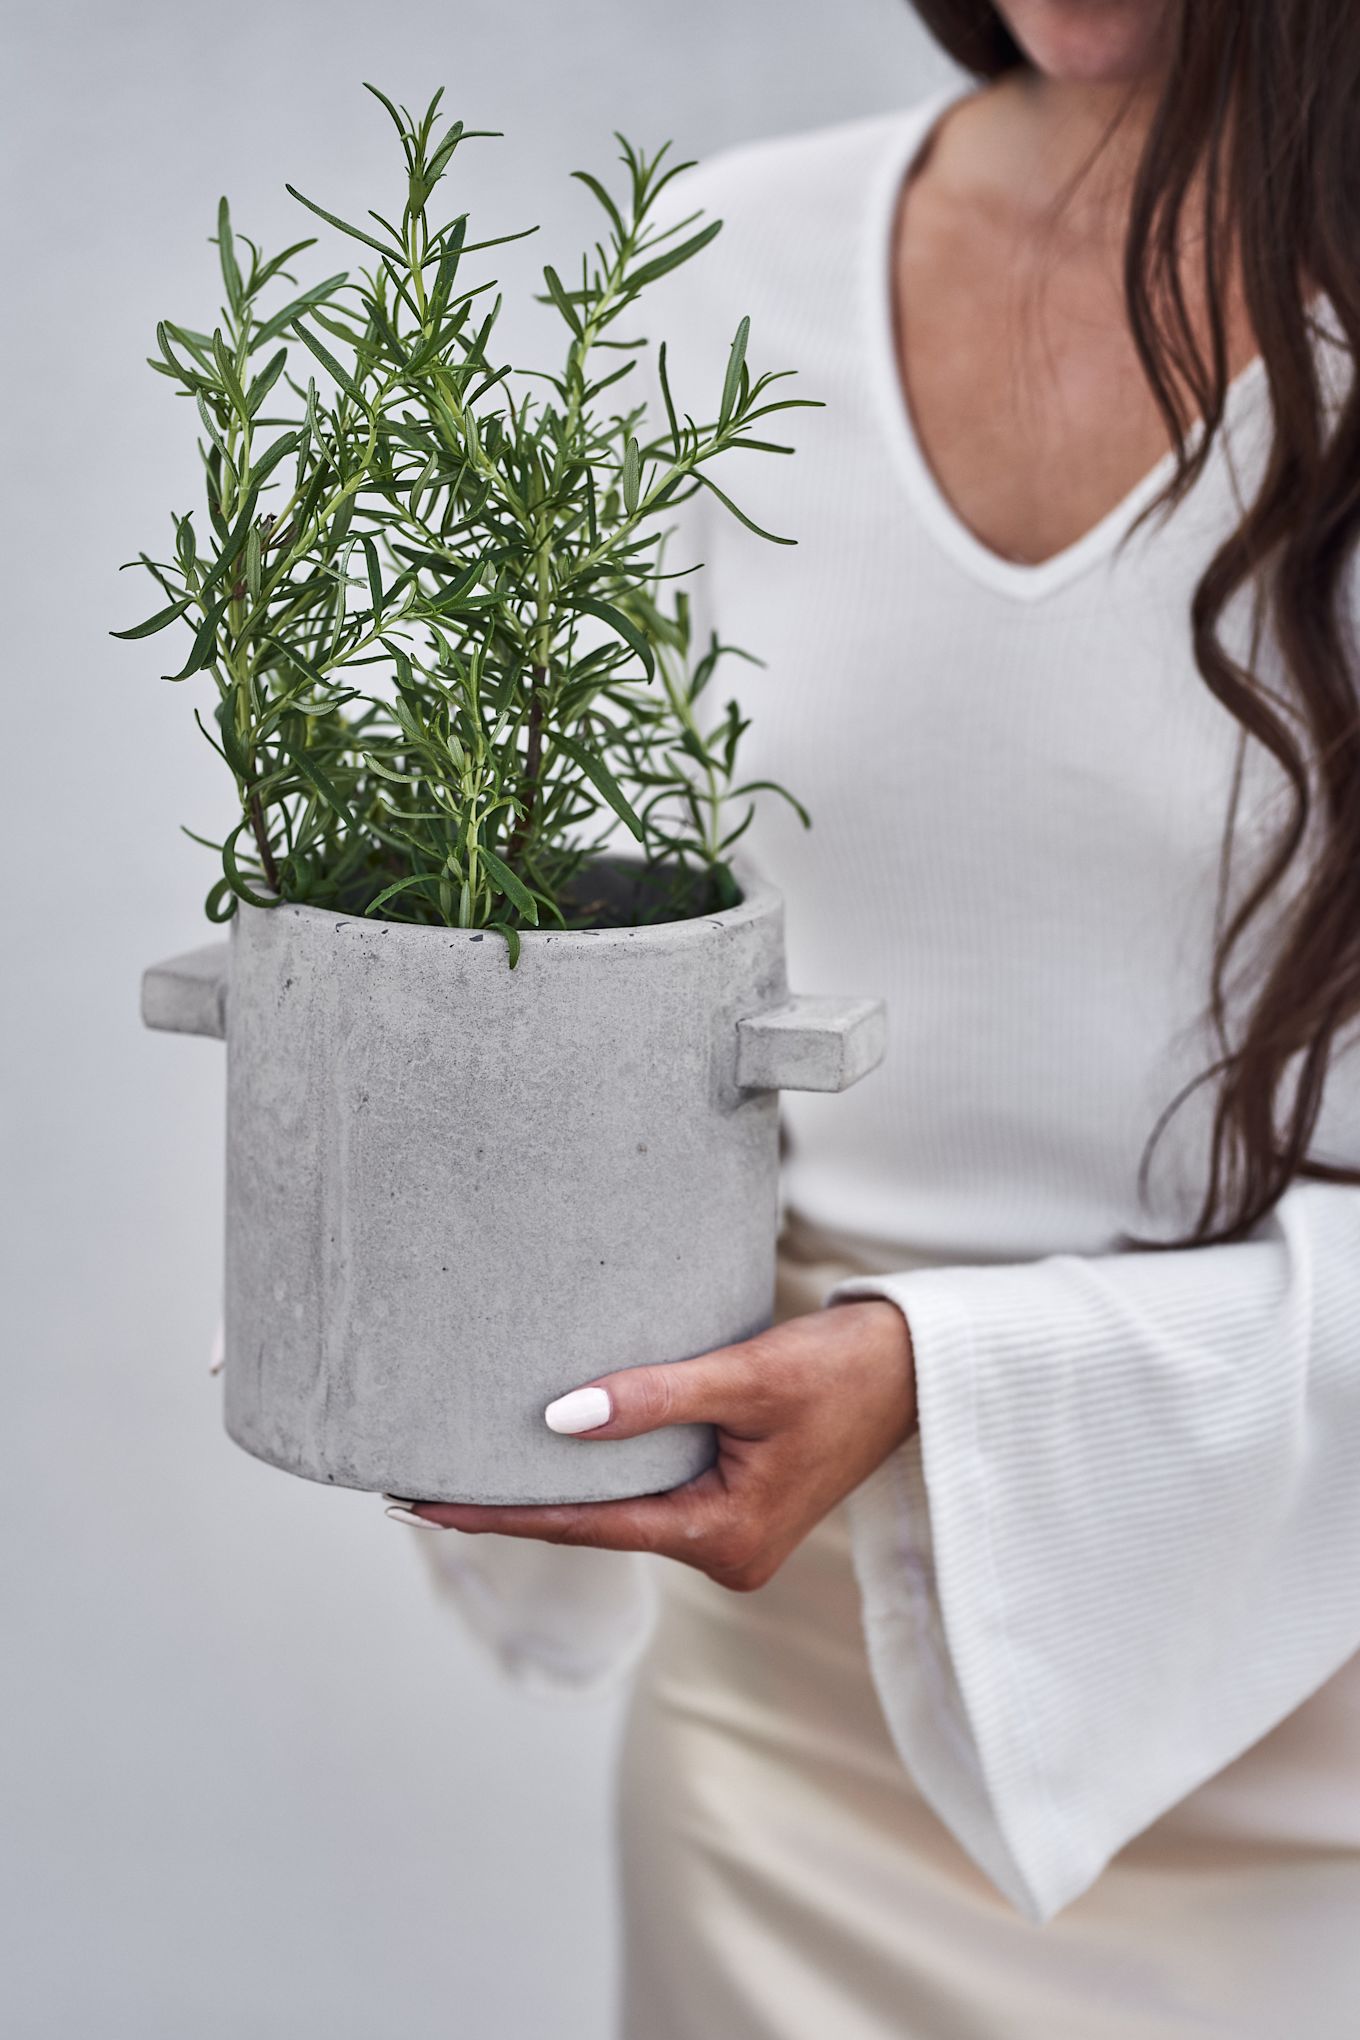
[409,1467,727,1557]
[384,1305,913,1593]
[544,1331,786,1443]
[403,1468,781,1590]
[388,1330,801,1587]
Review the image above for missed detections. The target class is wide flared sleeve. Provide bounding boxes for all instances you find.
[826,1176,1360,1924]
[413,1535,658,1698]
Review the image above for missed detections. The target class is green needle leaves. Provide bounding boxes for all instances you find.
[114,85,813,958]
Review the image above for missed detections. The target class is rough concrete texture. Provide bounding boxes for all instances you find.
[142,857,885,1504]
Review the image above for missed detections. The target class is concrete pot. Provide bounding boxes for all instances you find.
[143,854,885,1505]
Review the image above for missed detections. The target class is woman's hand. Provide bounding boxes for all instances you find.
[389,1300,916,1592]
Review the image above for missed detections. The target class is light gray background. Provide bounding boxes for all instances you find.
[0,5,948,2034]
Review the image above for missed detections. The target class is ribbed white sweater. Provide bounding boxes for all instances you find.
[422,90,1360,1926]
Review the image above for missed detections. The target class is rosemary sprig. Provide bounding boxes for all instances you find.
[115,85,814,961]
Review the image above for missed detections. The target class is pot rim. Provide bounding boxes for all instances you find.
[231,849,778,957]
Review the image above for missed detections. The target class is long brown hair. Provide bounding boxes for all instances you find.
[909,0,1360,1244]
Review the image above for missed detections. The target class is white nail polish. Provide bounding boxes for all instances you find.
[384,1505,447,1530]
[544,1385,612,1435]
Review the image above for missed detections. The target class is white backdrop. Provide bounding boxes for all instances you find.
[0,5,949,2033]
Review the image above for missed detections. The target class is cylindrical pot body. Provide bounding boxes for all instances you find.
[223,864,788,1504]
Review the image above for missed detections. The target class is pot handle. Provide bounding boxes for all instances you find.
[735,994,886,1094]
[142,941,230,1041]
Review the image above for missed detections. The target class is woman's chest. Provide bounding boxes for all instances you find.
[702,446,1257,910]
[885,169,1261,571]
[894,225,1175,567]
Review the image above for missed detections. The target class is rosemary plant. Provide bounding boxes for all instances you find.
[116,85,813,959]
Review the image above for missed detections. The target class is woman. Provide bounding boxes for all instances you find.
[390,2,1360,2030]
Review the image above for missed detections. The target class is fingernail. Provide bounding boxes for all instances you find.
[544,1385,612,1435]
[382,1493,414,1507]
[384,1505,447,1531]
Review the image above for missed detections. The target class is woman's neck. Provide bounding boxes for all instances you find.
[933,66,1169,248]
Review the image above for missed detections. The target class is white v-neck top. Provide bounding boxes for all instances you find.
[650,87,1353,1265]
[422,94,1360,1958]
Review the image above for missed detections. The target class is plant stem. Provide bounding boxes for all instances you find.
[249,786,281,891]
[507,661,547,860]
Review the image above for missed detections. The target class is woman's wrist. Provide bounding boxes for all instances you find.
[826,1296,919,1451]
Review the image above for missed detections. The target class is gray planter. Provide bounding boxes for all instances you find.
[143,854,885,1505]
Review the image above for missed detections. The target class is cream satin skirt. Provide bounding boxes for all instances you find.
[615,1209,1360,2039]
